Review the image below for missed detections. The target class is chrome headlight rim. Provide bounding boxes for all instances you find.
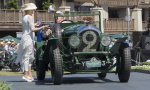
[100,35,111,46]
[68,34,81,49]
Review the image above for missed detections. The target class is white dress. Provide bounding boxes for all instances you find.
[15,15,35,72]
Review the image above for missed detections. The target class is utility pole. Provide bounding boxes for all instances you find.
[127,0,130,42]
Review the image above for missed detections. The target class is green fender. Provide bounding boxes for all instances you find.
[10,55,17,61]
[42,38,59,61]
[110,37,128,54]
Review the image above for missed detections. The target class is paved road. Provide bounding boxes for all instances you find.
[0,72,150,90]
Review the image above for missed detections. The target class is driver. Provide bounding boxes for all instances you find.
[56,11,64,23]
[41,11,64,44]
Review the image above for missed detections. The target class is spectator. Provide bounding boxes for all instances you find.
[0,42,5,55]
[5,39,8,45]
[48,3,54,13]
[129,39,133,49]
[4,41,11,52]
[109,39,116,48]
[0,42,4,51]
[125,39,128,44]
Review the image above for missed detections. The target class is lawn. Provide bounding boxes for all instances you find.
[0,70,51,76]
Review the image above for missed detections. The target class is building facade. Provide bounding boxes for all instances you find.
[0,0,150,37]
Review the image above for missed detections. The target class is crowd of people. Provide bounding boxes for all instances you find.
[0,39,18,54]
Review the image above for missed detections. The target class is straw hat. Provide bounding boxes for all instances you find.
[21,3,37,11]
[0,42,4,45]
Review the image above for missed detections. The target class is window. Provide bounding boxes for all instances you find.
[109,10,119,18]
[75,6,93,11]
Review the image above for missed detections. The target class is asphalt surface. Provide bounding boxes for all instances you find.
[0,72,150,90]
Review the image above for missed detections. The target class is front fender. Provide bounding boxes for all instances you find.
[10,55,17,61]
[42,38,59,60]
[110,37,128,54]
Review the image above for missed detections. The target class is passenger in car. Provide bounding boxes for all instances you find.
[83,16,93,23]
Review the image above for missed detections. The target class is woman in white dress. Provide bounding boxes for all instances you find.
[15,3,48,82]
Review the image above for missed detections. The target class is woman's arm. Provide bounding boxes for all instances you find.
[32,26,43,32]
[28,16,48,32]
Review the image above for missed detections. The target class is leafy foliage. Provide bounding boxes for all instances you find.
[140,62,150,66]
[6,0,19,9]
[0,80,13,90]
[42,0,56,10]
[131,65,150,70]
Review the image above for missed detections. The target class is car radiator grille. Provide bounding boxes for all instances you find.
[78,30,100,60]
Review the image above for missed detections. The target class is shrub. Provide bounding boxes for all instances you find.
[0,80,13,90]
[6,0,19,9]
[42,0,56,10]
[140,62,150,66]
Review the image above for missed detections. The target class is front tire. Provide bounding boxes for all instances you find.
[118,46,131,82]
[36,50,46,80]
[50,45,63,85]
[0,66,2,71]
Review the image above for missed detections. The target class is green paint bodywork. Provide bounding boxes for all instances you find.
[0,54,17,67]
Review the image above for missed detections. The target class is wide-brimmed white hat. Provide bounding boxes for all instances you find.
[21,3,37,11]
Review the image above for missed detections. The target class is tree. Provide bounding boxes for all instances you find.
[42,0,56,10]
[6,0,19,9]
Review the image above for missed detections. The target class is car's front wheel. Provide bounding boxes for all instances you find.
[36,50,46,80]
[118,46,131,82]
[0,66,2,71]
[50,45,63,85]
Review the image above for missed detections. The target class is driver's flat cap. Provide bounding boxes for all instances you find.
[56,11,64,15]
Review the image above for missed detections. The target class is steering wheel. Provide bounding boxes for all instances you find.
[60,20,74,23]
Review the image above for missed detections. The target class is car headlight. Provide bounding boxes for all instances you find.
[101,35,111,46]
[68,35,81,48]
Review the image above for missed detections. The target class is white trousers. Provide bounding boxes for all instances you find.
[21,44,34,72]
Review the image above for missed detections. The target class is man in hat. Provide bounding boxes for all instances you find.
[5,39,8,43]
[0,39,3,42]
[56,11,64,23]
[41,11,64,41]
[4,41,11,52]
[0,42,5,54]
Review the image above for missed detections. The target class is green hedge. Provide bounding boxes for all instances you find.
[0,80,13,90]
[140,62,150,66]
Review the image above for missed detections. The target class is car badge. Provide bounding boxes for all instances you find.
[88,25,91,28]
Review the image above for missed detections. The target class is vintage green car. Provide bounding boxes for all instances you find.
[35,11,131,85]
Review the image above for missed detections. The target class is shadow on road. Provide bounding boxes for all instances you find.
[34,76,119,85]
